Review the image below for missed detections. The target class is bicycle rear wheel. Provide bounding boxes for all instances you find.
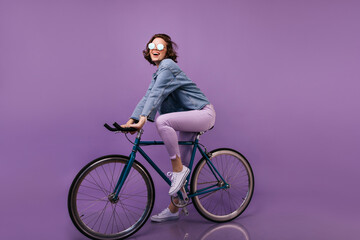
[68,155,155,240]
[191,148,254,222]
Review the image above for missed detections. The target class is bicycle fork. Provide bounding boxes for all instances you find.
[109,131,142,203]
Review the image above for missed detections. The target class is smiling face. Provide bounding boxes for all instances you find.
[149,37,167,67]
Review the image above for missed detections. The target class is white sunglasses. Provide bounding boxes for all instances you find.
[148,43,165,51]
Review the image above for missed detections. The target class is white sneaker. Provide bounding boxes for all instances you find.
[168,166,190,196]
[150,207,179,222]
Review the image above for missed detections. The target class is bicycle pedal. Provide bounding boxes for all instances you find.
[182,206,189,216]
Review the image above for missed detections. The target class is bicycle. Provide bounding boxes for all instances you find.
[68,122,255,240]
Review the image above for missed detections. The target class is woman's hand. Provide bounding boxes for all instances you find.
[129,116,147,131]
[121,119,136,134]
[121,116,147,134]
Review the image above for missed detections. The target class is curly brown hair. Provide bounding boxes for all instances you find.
[143,33,178,65]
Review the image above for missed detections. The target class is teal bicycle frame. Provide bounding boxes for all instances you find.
[111,130,229,201]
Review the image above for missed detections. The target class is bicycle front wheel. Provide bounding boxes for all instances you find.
[68,155,155,240]
[191,148,254,222]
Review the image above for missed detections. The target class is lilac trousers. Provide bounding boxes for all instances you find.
[155,104,216,164]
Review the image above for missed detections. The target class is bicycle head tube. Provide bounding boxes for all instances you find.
[136,129,144,139]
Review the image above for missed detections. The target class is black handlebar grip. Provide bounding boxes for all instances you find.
[104,123,117,131]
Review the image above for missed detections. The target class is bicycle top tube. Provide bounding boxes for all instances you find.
[139,140,195,146]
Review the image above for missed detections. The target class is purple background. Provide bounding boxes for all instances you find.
[1,0,359,239]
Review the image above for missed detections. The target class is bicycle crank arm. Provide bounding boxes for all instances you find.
[179,185,189,202]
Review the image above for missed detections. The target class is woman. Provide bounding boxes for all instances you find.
[121,33,216,222]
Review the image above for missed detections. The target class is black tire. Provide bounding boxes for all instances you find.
[68,155,155,239]
[191,148,254,222]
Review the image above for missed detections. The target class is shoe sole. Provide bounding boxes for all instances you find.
[151,216,179,223]
[168,168,190,196]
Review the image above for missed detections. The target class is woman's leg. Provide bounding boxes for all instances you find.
[168,132,197,213]
[155,105,215,213]
[179,132,198,167]
[155,104,216,163]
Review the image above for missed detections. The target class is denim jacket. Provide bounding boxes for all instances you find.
[130,59,210,122]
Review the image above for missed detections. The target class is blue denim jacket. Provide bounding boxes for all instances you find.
[131,59,210,122]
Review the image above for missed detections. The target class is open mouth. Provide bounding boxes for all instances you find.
[152,52,160,56]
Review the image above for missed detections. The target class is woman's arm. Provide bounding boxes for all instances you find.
[140,68,179,118]
[121,79,154,132]
[130,78,156,121]
[123,68,177,132]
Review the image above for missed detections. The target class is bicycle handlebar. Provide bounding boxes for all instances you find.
[104,122,137,132]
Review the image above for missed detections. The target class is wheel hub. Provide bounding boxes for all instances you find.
[108,193,119,204]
